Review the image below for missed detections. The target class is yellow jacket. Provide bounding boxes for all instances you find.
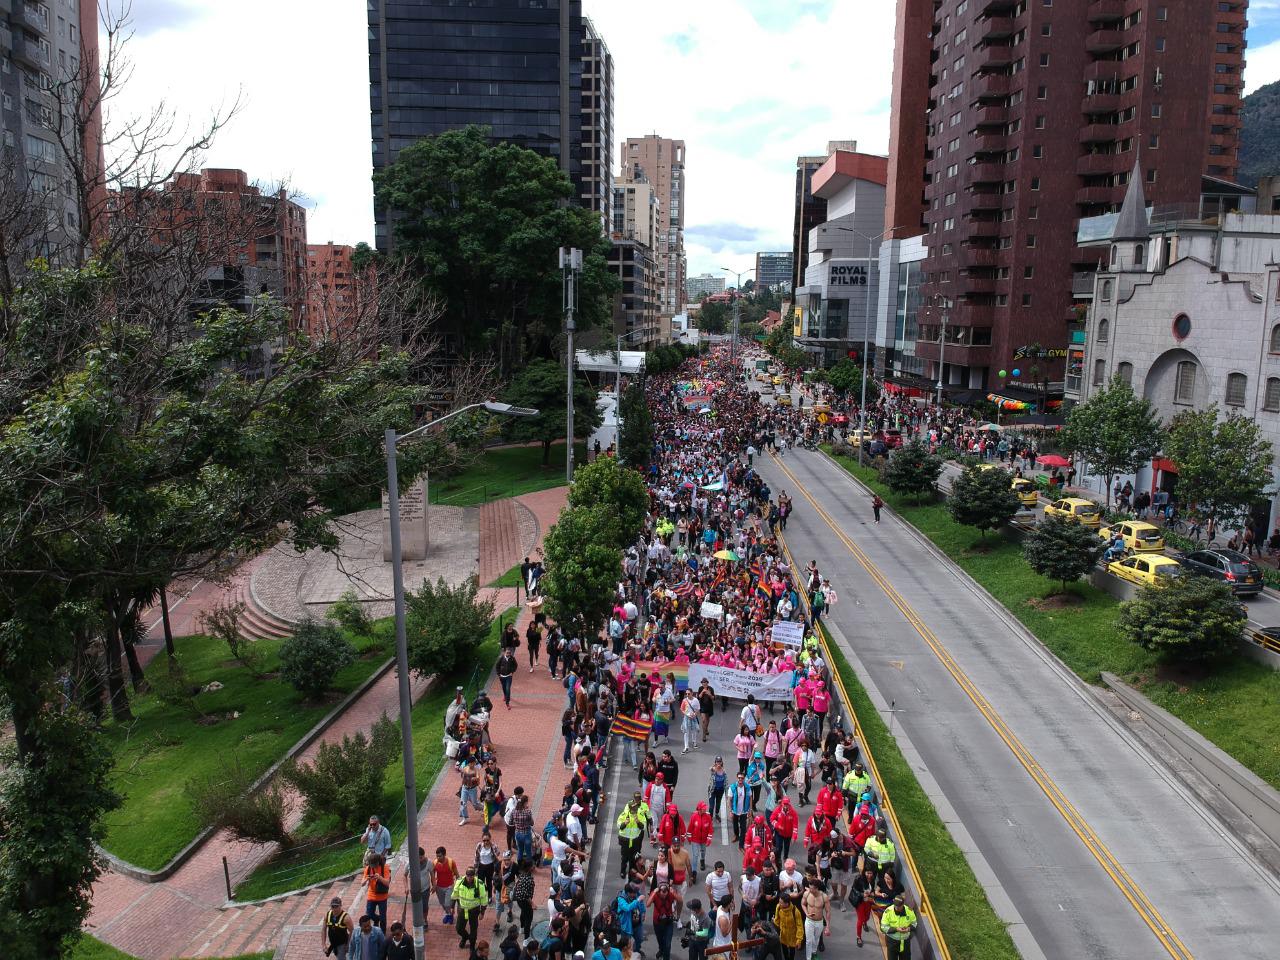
[774,902,805,949]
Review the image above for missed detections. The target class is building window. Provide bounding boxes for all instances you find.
[1031,177,1041,190]
[1134,244,1145,266]
[1102,279,1113,300]
[1039,53,1050,66]
[1146,168,1158,183]
[1155,38,1166,52]
[1022,293,1032,306]
[1151,104,1162,118]
[1117,362,1133,386]
[1156,6,1168,20]
[1269,323,1280,354]
[1173,313,1192,339]
[1150,134,1159,149]
[1093,360,1106,386]
[1036,85,1048,99]
[1042,23,1052,36]
[1097,318,1110,342]
[1027,235,1036,248]
[1035,115,1046,129]
[1174,360,1196,403]
[1032,145,1043,158]
[1225,372,1248,406]
[1265,377,1280,412]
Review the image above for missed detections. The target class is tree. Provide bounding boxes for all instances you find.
[1118,576,1245,664]
[884,440,943,502]
[1163,405,1275,530]
[764,324,792,357]
[280,620,358,699]
[280,715,399,832]
[1023,515,1106,595]
[617,383,654,468]
[948,465,1021,541]
[776,344,809,371]
[698,300,731,335]
[405,576,496,680]
[185,756,290,847]
[540,506,624,631]
[570,454,649,546]
[827,359,863,397]
[1061,376,1164,507]
[503,358,603,465]
[373,126,619,372]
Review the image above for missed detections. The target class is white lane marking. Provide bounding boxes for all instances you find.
[591,749,625,912]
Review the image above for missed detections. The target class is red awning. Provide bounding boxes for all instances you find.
[1152,457,1178,475]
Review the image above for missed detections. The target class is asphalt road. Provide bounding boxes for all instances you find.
[590,708,886,960]
[752,445,1280,960]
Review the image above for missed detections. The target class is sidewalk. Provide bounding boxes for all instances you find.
[85,489,570,959]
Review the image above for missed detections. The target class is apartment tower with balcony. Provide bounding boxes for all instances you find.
[887,0,1248,397]
[620,135,686,318]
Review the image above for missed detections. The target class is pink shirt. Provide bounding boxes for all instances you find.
[812,688,831,715]
[734,734,755,760]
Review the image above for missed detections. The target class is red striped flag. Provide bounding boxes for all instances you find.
[612,713,653,742]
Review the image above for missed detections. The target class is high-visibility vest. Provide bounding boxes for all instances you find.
[617,808,645,840]
[881,905,917,941]
[842,771,871,796]
[863,837,896,865]
[451,878,489,913]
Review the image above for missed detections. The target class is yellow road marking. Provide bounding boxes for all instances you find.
[770,452,1195,960]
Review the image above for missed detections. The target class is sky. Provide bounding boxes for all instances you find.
[106,0,1280,283]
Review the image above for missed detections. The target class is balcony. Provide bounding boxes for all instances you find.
[974,73,1011,99]
[913,338,994,367]
[972,134,1007,154]
[980,0,1017,12]
[1079,123,1119,144]
[963,247,1008,269]
[1076,185,1122,206]
[1076,152,1123,176]
[22,4,49,34]
[1084,60,1121,83]
[967,162,1005,185]
[961,275,1003,296]
[977,46,1014,70]
[968,191,1002,212]
[12,38,48,70]
[966,220,1002,239]
[979,16,1015,40]
[1081,92,1121,113]
[1085,29,1125,54]
[973,106,1008,127]
[1087,0,1126,22]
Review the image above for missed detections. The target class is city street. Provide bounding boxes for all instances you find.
[753,445,1280,960]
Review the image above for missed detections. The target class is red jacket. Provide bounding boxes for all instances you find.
[770,802,799,841]
[657,810,686,847]
[687,808,714,845]
[816,784,843,822]
[804,813,833,849]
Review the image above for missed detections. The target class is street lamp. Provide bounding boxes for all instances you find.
[935,310,950,411]
[720,266,756,368]
[384,400,537,960]
[561,247,583,484]
[834,225,900,465]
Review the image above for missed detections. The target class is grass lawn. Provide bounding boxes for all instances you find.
[70,935,270,960]
[829,452,1280,791]
[431,442,585,506]
[821,627,1019,960]
[489,563,524,588]
[232,608,517,901]
[100,624,392,870]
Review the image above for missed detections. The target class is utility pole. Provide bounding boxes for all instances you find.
[561,247,582,483]
[936,310,949,411]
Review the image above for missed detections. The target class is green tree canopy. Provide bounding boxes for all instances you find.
[405,575,496,679]
[827,358,863,396]
[1061,376,1164,506]
[764,324,792,357]
[948,465,1021,541]
[1023,514,1105,594]
[373,126,618,369]
[617,383,654,468]
[569,454,649,546]
[698,300,731,335]
[502,358,603,464]
[884,439,943,502]
[1163,405,1275,529]
[540,505,623,631]
[1118,576,1245,663]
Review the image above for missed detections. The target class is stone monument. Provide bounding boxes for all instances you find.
[383,475,429,561]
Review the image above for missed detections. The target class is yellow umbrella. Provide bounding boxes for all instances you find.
[713,549,740,561]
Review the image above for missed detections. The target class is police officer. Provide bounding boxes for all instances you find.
[880,895,918,957]
[616,792,649,878]
[861,826,897,879]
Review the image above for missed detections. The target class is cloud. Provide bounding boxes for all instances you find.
[118,0,208,37]
[1247,38,1280,93]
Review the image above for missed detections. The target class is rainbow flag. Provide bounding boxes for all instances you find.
[633,661,691,692]
[612,713,653,742]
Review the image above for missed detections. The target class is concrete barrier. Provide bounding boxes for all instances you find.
[1101,672,1280,851]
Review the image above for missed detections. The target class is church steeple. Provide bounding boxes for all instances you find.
[1113,159,1150,241]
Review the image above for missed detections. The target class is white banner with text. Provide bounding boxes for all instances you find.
[688,664,796,702]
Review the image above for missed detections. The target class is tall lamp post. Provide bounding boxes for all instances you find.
[384,401,538,960]
[561,247,583,484]
[834,225,899,464]
[935,310,950,410]
[720,266,756,369]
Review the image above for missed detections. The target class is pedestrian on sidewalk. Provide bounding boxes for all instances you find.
[362,815,392,866]
[362,853,392,931]
[459,758,484,826]
[348,915,384,960]
[496,648,518,708]
[526,619,543,673]
[320,896,353,959]
[385,921,414,960]
[871,495,883,524]
[453,866,490,959]
[404,846,432,931]
[431,847,460,925]
[881,896,919,959]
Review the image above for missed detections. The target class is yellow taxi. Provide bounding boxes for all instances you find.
[772,375,783,386]
[1106,554,1183,588]
[811,402,831,417]
[1043,497,1102,528]
[1097,520,1165,554]
[775,393,793,406]
[1011,477,1039,509]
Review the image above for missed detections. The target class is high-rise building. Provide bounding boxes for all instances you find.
[1,0,102,266]
[887,0,1249,396]
[791,141,858,294]
[685,274,725,302]
[754,252,794,291]
[610,181,661,344]
[305,243,370,340]
[368,1,612,250]
[620,135,686,317]
[580,19,614,232]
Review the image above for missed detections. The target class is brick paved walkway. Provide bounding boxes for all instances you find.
[85,489,570,959]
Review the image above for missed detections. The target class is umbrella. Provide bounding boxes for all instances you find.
[977,422,1002,432]
[1037,454,1071,468]
[713,549,740,562]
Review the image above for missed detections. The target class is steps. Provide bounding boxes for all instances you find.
[231,580,296,641]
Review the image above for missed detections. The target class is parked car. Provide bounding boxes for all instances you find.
[775,393,792,407]
[876,429,905,449]
[1107,554,1184,588]
[1097,520,1165,554]
[1174,548,1264,596]
[1011,477,1039,509]
[1043,497,1102,528]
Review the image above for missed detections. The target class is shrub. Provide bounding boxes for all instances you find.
[280,714,400,831]
[1023,515,1105,595]
[148,656,202,717]
[947,464,1021,542]
[327,588,375,639]
[405,575,496,679]
[185,756,290,846]
[199,598,265,676]
[883,439,943,503]
[1118,576,1245,664]
[280,619,356,698]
